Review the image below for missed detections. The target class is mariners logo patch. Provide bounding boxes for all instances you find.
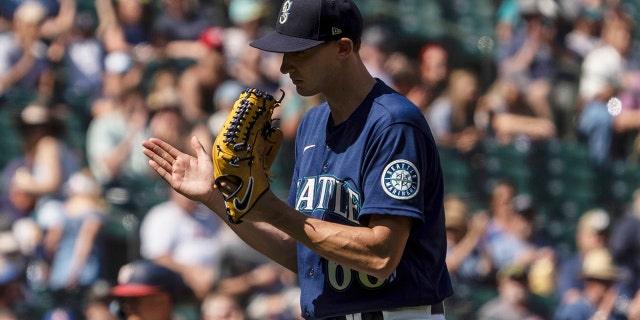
[381,160,420,200]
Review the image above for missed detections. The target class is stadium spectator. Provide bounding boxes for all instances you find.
[110,0,152,46]
[139,188,223,300]
[53,10,105,126]
[415,43,449,111]
[481,182,555,280]
[0,0,639,318]
[443,194,491,283]
[426,68,484,153]
[83,280,117,320]
[151,0,223,46]
[41,169,106,314]
[0,1,54,105]
[360,24,395,86]
[442,194,492,318]
[497,0,557,122]
[563,7,603,63]
[477,264,546,320]
[85,88,150,188]
[476,77,557,144]
[609,188,640,306]
[200,290,245,320]
[576,8,640,166]
[553,248,620,320]
[482,179,520,270]
[0,158,37,230]
[628,289,640,320]
[177,26,228,122]
[223,0,269,83]
[556,208,611,305]
[111,259,193,320]
[11,103,82,213]
[384,51,422,106]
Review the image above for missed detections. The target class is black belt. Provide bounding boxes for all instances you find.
[334,302,444,320]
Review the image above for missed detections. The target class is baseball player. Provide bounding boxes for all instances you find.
[142,0,453,318]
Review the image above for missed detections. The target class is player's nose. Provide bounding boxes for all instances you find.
[280,53,292,74]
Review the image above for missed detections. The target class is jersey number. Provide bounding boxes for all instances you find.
[327,261,386,291]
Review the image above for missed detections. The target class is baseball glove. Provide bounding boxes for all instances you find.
[212,88,284,224]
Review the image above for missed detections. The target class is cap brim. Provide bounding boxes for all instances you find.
[112,284,162,297]
[250,31,325,53]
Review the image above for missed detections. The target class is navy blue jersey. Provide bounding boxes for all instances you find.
[287,80,453,319]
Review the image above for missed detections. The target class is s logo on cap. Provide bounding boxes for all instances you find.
[279,0,292,24]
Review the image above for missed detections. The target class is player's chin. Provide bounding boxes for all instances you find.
[294,85,319,97]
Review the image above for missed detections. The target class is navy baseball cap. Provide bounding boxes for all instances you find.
[111,260,188,299]
[250,0,363,53]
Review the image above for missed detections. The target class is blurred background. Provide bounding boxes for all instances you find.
[0,0,639,319]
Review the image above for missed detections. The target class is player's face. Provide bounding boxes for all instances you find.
[280,41,336,96]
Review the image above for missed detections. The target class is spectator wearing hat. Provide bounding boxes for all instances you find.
[556,208,611,304]
[111,259,192,320]
[553,248,621,320]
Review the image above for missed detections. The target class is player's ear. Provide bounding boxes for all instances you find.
[336,38,354,57]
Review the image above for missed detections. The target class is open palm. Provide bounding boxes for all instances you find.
[142,136,215,203]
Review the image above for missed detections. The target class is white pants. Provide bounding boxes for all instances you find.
[344,305,446,320]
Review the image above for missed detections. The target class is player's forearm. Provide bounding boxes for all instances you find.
[256,192,408,279]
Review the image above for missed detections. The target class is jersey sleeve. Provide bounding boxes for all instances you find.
[358,121,442,225]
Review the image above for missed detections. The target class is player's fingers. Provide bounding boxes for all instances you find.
[142,145,174,172]
[190,136,209,161]
[146,137,183,160]
[216,178,240,198]
[147,159,173,183]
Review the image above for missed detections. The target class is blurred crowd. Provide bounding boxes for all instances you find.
[0,0,638,319]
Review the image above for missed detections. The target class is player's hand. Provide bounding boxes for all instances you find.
[142,136,215,203]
